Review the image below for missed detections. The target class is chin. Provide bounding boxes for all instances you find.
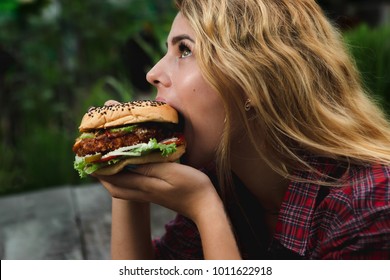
[181,147,215,170]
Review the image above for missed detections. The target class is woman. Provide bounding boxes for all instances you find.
[96,0,390,259]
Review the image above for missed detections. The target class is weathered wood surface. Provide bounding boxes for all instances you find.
[0,184,175,260]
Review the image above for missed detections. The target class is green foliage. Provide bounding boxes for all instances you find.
[0,0,176,195]
[17,125,77,191]
[1,1,389,196]
[343,24,390,116]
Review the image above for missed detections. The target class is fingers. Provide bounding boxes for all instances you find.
[131,162,174,178]
[96,170,171,196]
[98,173,151,202]
[104,100,120,106]
[132,162,212,189]
[95,164,217,218]
[130,163,193,191]
[131,162,193,182]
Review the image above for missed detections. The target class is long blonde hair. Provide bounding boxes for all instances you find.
[176,0,390,192]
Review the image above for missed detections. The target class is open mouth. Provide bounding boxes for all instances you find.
[175,111,190,164]
[177,111,186,132]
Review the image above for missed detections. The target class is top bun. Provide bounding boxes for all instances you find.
[79,100,179,132]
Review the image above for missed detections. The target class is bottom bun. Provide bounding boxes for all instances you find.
[94,145,186,176]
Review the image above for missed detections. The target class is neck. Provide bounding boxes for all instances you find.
[230,140,289,214]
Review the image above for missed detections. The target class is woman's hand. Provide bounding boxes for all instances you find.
[97,99,223,221]
[95,162,221,223]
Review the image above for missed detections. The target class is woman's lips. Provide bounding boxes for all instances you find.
[155,96,166,103]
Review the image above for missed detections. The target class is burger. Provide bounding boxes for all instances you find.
[73,100,186,178]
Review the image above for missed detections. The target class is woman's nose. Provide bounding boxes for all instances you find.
[146,58,172,88]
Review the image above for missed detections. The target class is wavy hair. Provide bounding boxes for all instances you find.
[175,0,390,193]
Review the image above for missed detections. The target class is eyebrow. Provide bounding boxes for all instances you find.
[167,34,195,47]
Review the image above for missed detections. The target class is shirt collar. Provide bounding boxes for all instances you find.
[273,177,320,256]
[272,157,345,256]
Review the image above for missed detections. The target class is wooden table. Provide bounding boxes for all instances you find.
[0,184,175,259]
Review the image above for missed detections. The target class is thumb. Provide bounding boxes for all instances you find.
[104,100,120,106]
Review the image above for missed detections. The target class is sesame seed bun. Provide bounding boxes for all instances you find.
[79,100,179,132]
[73,100,186,178]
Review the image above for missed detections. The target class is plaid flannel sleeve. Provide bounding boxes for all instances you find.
[153,214,204,259]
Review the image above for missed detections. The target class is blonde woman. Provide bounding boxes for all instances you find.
[96,0,390,259]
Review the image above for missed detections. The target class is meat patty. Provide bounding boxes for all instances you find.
[73,124,176,157]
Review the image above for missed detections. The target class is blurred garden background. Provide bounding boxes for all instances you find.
[0,0,389,196]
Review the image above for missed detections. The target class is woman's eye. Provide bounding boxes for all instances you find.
[179,42,192,58]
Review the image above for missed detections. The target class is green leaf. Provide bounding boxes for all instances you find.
[73,139,178,178]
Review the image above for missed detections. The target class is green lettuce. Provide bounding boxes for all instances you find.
[109,125,137,134]
[74,138,177,178]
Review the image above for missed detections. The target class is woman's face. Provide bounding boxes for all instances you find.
[146,13,226,168]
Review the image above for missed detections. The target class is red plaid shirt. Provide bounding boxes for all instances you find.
[153,159,390,259]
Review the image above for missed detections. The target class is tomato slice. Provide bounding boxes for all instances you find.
[161,134,186,145]
[96,155,119,163]
[176,134,186,145]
